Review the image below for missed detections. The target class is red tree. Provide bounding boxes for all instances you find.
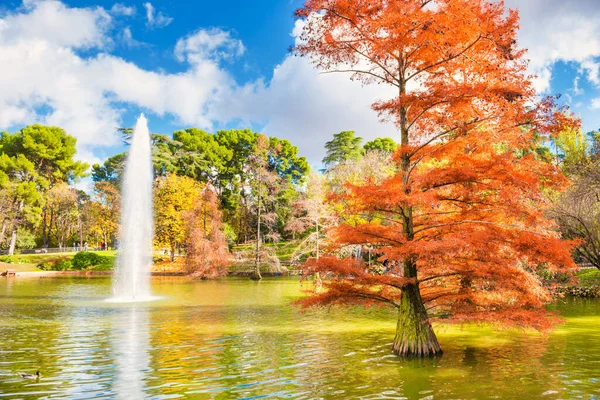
[294,0,579,356]
[184,188,230,279]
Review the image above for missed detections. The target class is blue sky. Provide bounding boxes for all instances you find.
[0,0,599,168]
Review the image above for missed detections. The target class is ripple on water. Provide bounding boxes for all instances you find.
[1,278,600,399]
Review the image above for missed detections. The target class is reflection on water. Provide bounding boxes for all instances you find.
[0,277,599,399]
[112,306,150,399]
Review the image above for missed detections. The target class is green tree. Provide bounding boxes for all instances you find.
[0,153,44,254]
[364,137,397,154]
[173,128,231,184]
[92,153,126,185]
[322,131,363,166]
[554,126,590,173]
[267,136,309,183]
[1,125,88,249]
[0,125,87,183]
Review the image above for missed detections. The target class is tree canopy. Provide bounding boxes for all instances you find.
[295,0,579,357]
[322,131,364,166]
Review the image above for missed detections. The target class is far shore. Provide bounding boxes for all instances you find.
[1,269,298,278]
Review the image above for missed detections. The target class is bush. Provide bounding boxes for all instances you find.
[0,255,18,264]
[72,252,110,270]
[153,254,169,263]
[37,256,72,271]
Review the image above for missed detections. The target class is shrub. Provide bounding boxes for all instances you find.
[153,254,169,264]
[37,256,72,271]
[0,256,17,264]
[72,252,110,270]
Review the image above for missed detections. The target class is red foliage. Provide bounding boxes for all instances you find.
[184,188,230,279]
[295,0,579,331]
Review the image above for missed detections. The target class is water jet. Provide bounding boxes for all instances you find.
[110,114,154,302]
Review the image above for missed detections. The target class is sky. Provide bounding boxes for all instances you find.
[0,0,599,168]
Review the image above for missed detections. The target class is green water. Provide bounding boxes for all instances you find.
[0,277,599,399]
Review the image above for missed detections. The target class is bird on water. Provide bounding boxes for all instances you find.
[21,371,40,379]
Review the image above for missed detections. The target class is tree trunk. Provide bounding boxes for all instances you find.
[314,217,322,287]
[0,218,7,247]
[251,174,262,281]
[391,66,443,357]
[78,213,83,250]
[42,207,48,248]
[170,243,175,262]
[392,281,442,357]
[8,225,18,256]
[8,199,24,256]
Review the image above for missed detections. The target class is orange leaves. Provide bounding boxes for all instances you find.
[298,255,414,309]
[295,0,580,332]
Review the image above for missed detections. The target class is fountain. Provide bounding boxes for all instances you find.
[110,114,154,302]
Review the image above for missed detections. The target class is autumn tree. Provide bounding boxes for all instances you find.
[295,0,578,357]
[287,171,336,262]
[45,183,79,249]
[551,128,600,269]
[552,171,600,270]
[88,181,121,249]
[184,188,230,278]
[154,174,202,261]
[245,135,280,280]
[553,126,591,172]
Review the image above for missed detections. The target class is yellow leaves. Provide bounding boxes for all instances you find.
[154,174,204,248]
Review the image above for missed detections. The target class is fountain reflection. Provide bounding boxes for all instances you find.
[111,305,151,399]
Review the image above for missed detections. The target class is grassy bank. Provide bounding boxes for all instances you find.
[0,251,117,273]
[0,241,306,275]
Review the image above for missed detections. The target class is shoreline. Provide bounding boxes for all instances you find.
[1,270,299,278]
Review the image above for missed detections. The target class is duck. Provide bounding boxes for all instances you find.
[21,371,40,379]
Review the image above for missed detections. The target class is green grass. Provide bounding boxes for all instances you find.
[0,262,39,272]
[577,268,600,286]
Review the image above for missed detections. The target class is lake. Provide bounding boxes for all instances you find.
[0,277,599,399]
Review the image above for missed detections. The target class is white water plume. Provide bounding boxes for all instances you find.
[110,114,154,302]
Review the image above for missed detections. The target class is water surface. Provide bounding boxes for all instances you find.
[0,277,599,399]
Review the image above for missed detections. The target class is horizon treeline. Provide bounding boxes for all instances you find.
[0,124,396,255]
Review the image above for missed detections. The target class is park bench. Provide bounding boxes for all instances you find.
[3,269,16,277]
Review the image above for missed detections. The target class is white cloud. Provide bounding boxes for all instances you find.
[120,27,143,48]
[143,2,172,29]
[219,20,398,164]
[0,1,248,165]
[505,0,600,93]
[175,28,245,64]
[591,98,600,110]
[0,1,118,165]
[2,0,600,167]
[0,0,110,49]
[573,76,583,96]
[110,3,135,17]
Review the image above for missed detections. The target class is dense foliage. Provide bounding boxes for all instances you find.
[71,252,110,270]
[294,0,579,357]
